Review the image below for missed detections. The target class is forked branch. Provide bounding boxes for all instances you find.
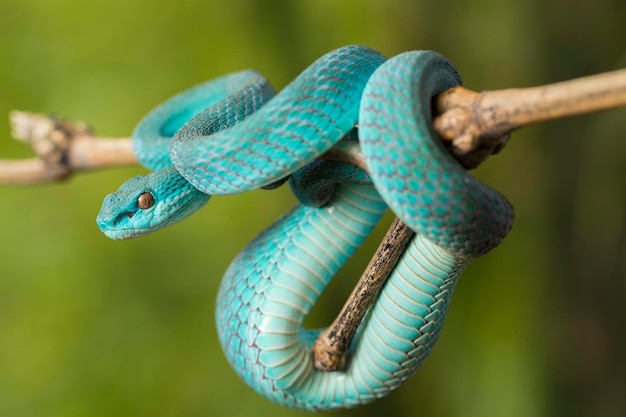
[312,68,626,371]
[1,67,625,372]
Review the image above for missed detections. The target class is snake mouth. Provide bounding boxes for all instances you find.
[97,220,157,240]
[100,227,142,240]
[96,211,141,240]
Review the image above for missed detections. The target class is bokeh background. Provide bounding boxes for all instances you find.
[1,1,625,416]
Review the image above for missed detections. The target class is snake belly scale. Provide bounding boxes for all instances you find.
[96,45,514,410]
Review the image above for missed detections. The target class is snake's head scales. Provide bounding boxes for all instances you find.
[96,166,210,240]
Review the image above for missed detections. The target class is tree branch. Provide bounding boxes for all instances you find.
[311,68,626,371]
[0,111,136,185]
[1,68,625,183]
[2,68,624,373]
[435,69,626,168]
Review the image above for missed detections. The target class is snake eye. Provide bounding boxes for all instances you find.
[137,192,154,210]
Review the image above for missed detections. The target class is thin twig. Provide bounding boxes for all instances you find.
[313,218,414,371]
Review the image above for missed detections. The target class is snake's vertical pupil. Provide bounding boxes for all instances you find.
[137,192,154,210]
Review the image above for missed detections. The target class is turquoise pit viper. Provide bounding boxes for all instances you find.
[96,45,514,410]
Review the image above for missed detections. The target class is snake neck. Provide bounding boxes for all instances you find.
[288,158,371,207]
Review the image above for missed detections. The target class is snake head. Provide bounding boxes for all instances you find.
[96,166,211,240]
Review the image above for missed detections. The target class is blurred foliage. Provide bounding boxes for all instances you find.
[1,0,625,416]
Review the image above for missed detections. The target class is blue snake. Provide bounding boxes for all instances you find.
[96,45,514,410]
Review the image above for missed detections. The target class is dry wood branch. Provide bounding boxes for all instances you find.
[435,69,626,168]
[0,111,137,185]
[1,69,625,183]
[313,217,414,371]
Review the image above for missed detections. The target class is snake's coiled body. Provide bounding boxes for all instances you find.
[217,183,467,410]
[170,45,386,194]
[96,45,514,410]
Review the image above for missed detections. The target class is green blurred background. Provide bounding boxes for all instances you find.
[1,1,625,416]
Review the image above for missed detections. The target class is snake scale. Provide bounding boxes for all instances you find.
[97,45,514,410]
